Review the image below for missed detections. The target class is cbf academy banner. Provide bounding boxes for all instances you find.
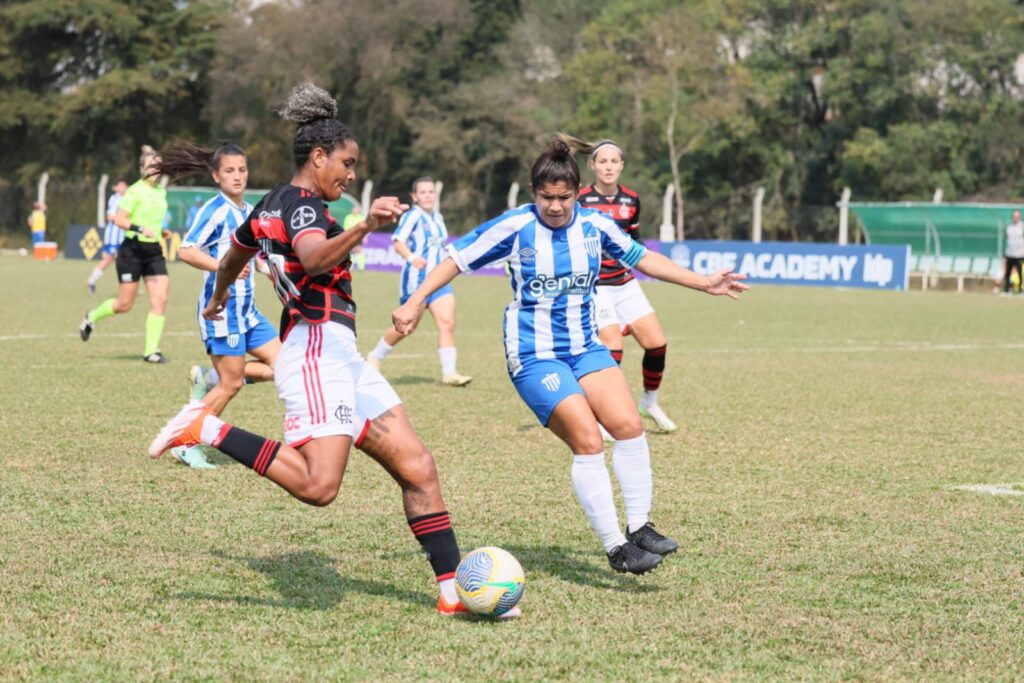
[660,240,910,290]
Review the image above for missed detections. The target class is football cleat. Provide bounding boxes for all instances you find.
[148,400,210,459]
[639,402,678,432]
[442,372,472,387]
[171,445,217,469]
[79,314,95,341]
[86,281,96,296]
[143,352,168,364]
[436,596,521,619]
[189,365,212,400]
[607,541,663,575]
[626,522,679,556]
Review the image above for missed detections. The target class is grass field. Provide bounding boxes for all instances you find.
[2,256,1023,681]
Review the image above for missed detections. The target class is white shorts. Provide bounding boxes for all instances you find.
[593,279,655,330]
[275,321,401,447]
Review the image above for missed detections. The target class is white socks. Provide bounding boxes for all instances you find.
[199,413,225,445]
[612,434,653,533]
[371,339,394,362]
[439,347,457,376]
[571,454,627,552]
[87,267,103,286]
[438,577,458,603]
[641,389,659,408]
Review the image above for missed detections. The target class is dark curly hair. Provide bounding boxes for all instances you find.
[279,82,357,168]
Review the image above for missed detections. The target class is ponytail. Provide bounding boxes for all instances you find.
[530,135,582,190]
[152,141,247,182]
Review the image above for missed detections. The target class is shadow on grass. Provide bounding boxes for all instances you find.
[501,544,663,593]
[171,549,433,611]
[389,375,434,386]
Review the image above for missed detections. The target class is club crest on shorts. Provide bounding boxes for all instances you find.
[334,402,353,424]
[541,372,561,392]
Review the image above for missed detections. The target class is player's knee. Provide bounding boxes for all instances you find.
[610,416,644,440]
[576,430,605,455]
[220,374,245,396]
[114,299,133,313]
[298,474,341,507]
[402,448,440,491]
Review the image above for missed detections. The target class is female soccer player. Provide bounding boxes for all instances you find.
[577,140,677,432]
[393,136,748,575]
[150,142,281,469]
[366,177,471,386]
[86,179,128,295]
[79,146,172,363]
[149,83,487,616]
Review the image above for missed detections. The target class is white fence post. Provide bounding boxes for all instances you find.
[360,180,373,214]
[507,182,520,210]
[932,188,943,204]
[752,186,765,243]
[659,184,676,243]
[434,180,443,213]
[837,187,852,246]
[96,174,109,227]
[37,172,49,205]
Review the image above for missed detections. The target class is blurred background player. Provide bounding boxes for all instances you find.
[366,177,471,386]
[79,145,172,363]
[86,179,128,295]
[153,141,281,469]
[27,201,46,245]
[393,136,748,575]
[1003,208,1024,294]
[148,83,494,616]
[342,201,367,271]
[577,139,677,432]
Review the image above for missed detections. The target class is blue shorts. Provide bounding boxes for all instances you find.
[102,243,119,256]
[31,232,45,245]
[510,346,618,426]
[204,315,278,357]
[400,283,454,307]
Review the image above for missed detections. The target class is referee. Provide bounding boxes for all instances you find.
[79,145,172,363]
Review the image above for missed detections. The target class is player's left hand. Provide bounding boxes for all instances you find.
[705,268,749,299]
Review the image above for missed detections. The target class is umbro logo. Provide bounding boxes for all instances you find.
[541,373,561,392]
[518,247,536,262]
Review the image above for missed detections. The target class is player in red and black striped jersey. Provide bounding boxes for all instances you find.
[149,83,498,617]
[577,139,678,433]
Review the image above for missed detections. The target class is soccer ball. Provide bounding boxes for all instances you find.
[455,547,525,616]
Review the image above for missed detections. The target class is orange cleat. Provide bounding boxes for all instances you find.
[148,401,211,459]
[436,596,469,616]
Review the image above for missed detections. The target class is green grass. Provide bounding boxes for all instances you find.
[2,256,1023,681]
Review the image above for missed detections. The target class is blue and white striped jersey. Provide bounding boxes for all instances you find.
[393,205,449,299]
[448,204,646,369]
[103,192,124,249]
[181,193,260,341]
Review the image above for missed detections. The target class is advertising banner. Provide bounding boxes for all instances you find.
[659,240,910,290]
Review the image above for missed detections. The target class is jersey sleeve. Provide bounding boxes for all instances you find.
[117,185,140,218]
[447,208,528,272]
[392,207,419,245]
[285,196,331,247]
[231,213,260,252]
[630,195,641,240]
[595,213,646,268]
[181,202,220,250]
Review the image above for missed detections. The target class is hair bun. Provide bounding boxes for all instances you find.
[280,82,338,127]
[547,139,572,161]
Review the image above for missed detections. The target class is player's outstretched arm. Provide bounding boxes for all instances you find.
[297,197,408,276]
[392,257,461,334]
[634,250,749,299]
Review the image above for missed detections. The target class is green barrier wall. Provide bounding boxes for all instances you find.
[850,203,1020,257]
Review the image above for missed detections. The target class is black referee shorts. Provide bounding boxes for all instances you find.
[116,238,168,283]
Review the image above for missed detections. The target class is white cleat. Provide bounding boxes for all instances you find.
[442,372,472,387]
[639,402,678,432]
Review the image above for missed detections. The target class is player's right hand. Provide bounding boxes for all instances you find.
[202,299,226,321]
[366,197,409,231]
[392,302,418,335]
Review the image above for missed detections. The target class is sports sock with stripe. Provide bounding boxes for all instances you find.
[610,348,624,364]
[571,453,626,552]
[199,414,280,476]
[408,511,460,601]
[642,345,667,393]
[611,434,653,533]
[87,267,104,286]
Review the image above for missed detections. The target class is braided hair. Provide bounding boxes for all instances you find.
[279,83,357,168]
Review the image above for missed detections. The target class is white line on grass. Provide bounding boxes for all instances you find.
[948,483,1024,496]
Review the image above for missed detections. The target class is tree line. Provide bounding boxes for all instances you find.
[2,0,1023,242]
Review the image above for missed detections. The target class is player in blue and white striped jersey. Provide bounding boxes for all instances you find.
[153,142,281,468]
[85,179,128,295]
[394,136,748,576]
[366,177,471,386]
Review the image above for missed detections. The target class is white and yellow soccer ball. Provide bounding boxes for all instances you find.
[455,547,525,616]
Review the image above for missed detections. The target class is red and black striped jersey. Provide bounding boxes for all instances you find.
[233,183,356,339]
[578,184,641,286]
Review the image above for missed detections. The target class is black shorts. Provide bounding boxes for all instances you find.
[116,238,167,283]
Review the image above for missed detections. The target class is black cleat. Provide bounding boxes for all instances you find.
[143,352,168,364]
[79,314,94,341]
[607,541,663,575]
[626,522,679,556]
